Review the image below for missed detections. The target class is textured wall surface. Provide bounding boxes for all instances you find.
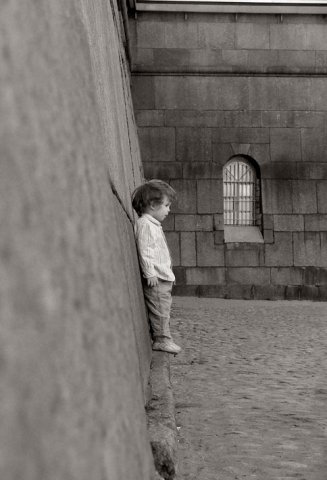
[131,12,327,300]
[0,1,154,479]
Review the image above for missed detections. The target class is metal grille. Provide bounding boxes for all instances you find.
[223,160,256,226]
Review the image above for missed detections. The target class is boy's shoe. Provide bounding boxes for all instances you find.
[152,339,181,355]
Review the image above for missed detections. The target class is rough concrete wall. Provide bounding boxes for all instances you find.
[0,1,154,480]
[131,12,327,300]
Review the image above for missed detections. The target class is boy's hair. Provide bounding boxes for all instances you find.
[132,179,176,217]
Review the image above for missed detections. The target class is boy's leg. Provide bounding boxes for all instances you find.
[143,280,181,354]
[143,280,172,340]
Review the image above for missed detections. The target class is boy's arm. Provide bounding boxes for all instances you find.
[135,222,158,284]
[146,276,159,287]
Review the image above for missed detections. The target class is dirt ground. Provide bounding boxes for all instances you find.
[170,297,327,480]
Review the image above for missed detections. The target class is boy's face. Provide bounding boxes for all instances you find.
[150,195,171,223]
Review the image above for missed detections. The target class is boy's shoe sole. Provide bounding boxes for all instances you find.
[152,341,181,355]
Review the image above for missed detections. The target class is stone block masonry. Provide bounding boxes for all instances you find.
[131,11,327,300]
[138,127,176,163]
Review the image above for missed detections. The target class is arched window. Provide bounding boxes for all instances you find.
[223,156,263,242]
[223,157,256,226]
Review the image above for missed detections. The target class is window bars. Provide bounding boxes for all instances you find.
[223,160,256,226]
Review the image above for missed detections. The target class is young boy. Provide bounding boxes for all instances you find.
[132,179,181,355]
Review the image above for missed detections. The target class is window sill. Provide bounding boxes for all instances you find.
[224,226,264,244]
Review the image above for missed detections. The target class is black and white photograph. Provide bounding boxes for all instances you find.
[1,0,327,479]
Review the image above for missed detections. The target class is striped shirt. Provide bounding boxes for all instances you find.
[134,214,175,282]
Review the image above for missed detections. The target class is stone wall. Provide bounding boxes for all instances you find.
[0,1,154,479]
[131,12,327,300]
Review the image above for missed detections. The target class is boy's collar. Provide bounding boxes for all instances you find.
[142,213,161,226]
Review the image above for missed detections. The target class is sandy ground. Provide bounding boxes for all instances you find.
[170,297,327,480]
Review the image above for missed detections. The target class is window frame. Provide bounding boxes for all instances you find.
[223,156,264,244]
[223,158,257,227]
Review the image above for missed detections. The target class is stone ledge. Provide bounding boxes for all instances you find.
[173,284,327,301]
[146,351,178,480]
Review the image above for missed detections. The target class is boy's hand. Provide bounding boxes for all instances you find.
[147,276,159,287]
